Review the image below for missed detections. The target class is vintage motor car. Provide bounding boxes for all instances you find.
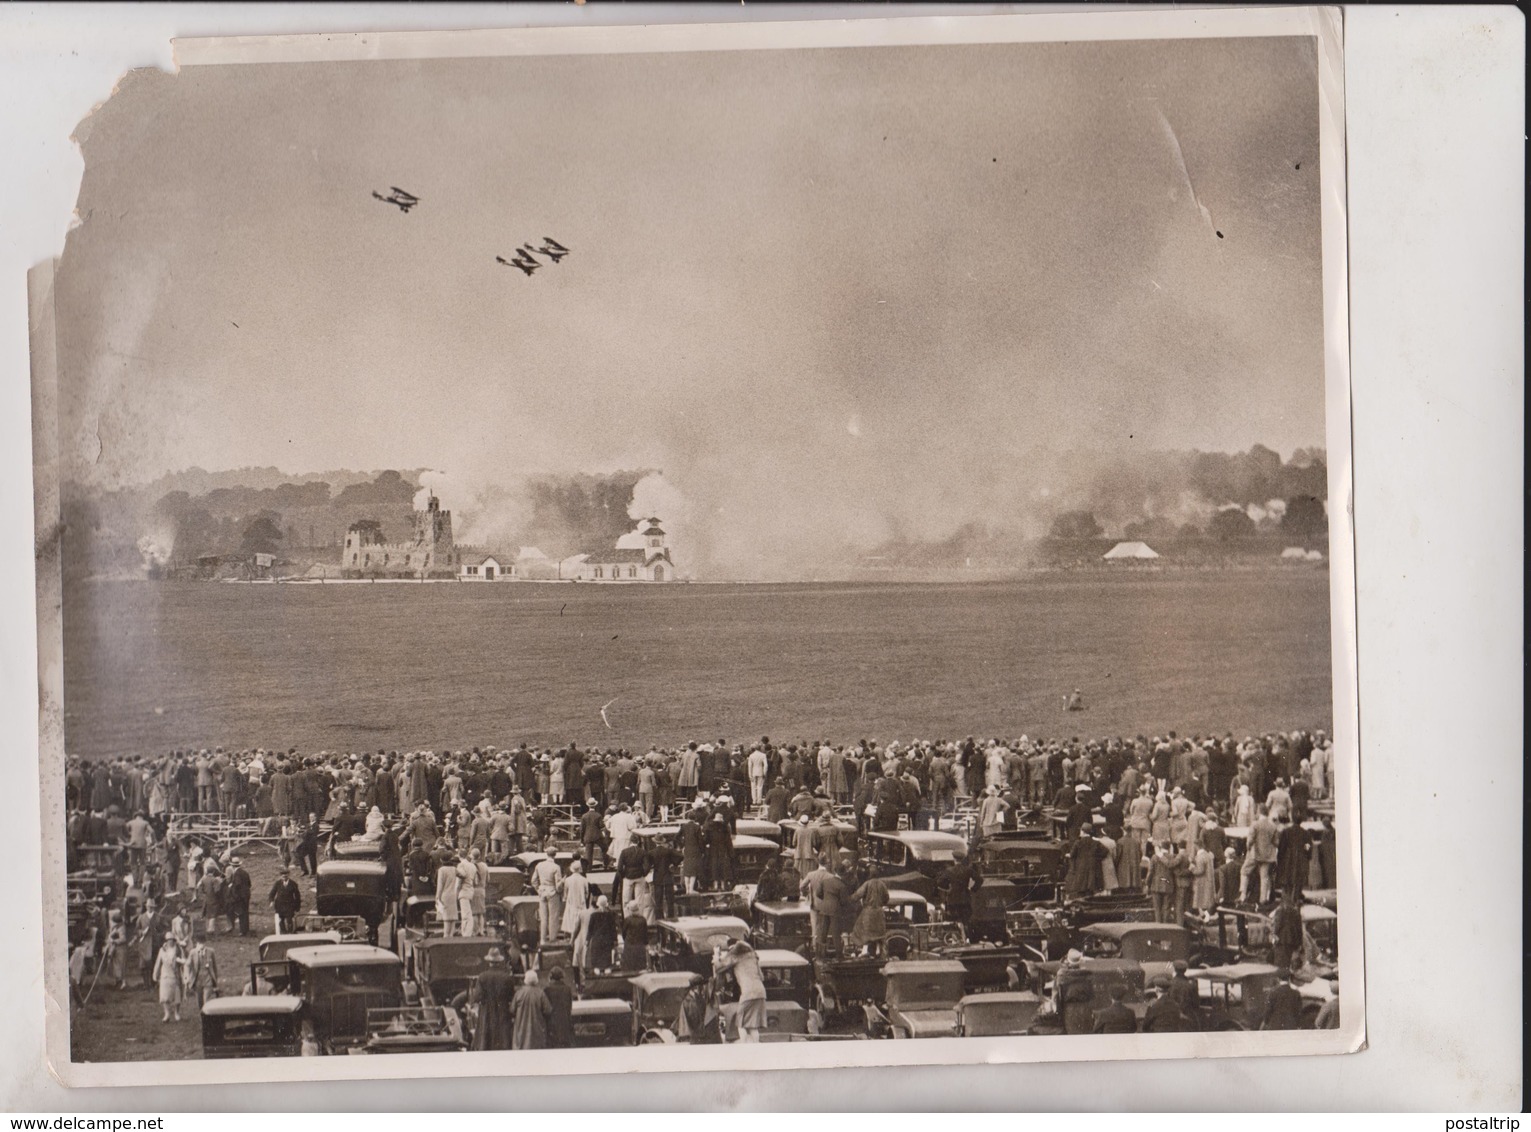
[813,953,888,1021]
[200,994,304,1059]
[330,838,383,861]
[1064,890,1155,927]
[672,888,752,921]
[728,835,781,885]
[864,831,971,901]
[361,1005,466,1054]
[978,830,1066,884]
[484,865,528,903]
[280,944,406,1053]
[751,900,813,952]
[648,916,750,978]
[863,959,969,1039]
[405,936,505,1009]
[933,940,1026,994]
[570,998,635,1047]
[1195,903,1337,975]
[547,819,584,853]
[967,877,1020,943]
[399,894,438,932]
[954,991,1043,1037]
[734,818,782,844]
[244,932,343,993]
[67,847,123,913]
[1079,922,1192,983]
[315,860,393,946]
[497,894,543,956]
[1189,962,1332,1031]
[629,970,704,1043]
[1028,957,1147,1036]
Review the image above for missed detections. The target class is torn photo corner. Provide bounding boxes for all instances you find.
[32,7,1362,1087]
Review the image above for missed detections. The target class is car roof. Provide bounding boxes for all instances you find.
[753,901,810,915]
[732,835,778,850]
[881,959,967,975]
[315,860,387,876]
[1302,904,1337,922]
[660,915,749,934]
[957,992,1040,1006]
[287,944,401,968]
[868,831,968,856]
[1192,963,1280,982]
[734,819,780,834]
[201,994,303,1016]
[259,931,341,947]
[1083,922,1186,940]
[755,949,812,968]
[414,935,500,950]
[887,889,928,904]
[571,998,632,1013]
[630,971,702,992]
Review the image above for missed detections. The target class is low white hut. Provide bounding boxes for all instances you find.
[1102,541,1160,561]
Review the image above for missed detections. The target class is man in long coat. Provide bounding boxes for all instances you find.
[510,969,552,1049]
[468,948,516,1050]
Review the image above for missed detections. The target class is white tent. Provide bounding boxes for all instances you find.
[1281,546,1308,559]
[1102,541,1160,560]
[1305,549,1324,561]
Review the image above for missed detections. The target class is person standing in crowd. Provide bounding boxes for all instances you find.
[848,873,891,957]
[1147,842,1177,924]
[224,856,252,936]
[1271,889,1305,972]
[151,934,185,1023]
[509,970,552,1050]
[1314,981,1340,1030]
[531,854,563,945]
[184,936,219,1008]
[544,967,574,1049]
[803,858,848,957]
[1189,839,1217,913]
[580,802,606,869]
[1092,984,1138,1034]
[435,853,462,937]
[1261,969,1304,1031]
[268,867,302,933]
[714,940,767,1043]
[1241,806,1280,904]
[468,947,515,1051]
[558,860,591,940]
[296,817,320,877]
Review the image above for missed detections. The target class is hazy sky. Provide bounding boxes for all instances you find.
[56,35,1326,569]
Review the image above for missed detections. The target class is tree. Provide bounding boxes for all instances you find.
[240,514,285,556]
[1049,511,1104,540]
[1208,507,1257,541]
[1281,495,1328,542]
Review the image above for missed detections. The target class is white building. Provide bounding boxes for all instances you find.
[567,518,676,582]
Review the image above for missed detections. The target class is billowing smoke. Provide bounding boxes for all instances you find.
[620,473,691,573]
[412,470,449,512]
[137,531,173,575]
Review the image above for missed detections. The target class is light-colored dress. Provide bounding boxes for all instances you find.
[559,872,591,937]
[152,942,184,1006]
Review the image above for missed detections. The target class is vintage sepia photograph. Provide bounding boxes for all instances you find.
[31,10,1359,1085]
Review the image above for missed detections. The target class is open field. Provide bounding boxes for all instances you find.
[61,572,1334,757]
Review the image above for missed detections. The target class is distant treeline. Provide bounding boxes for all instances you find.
[59,467,652,581]
[867,444,1329,569]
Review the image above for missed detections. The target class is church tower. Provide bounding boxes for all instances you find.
[640,517,666,556]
